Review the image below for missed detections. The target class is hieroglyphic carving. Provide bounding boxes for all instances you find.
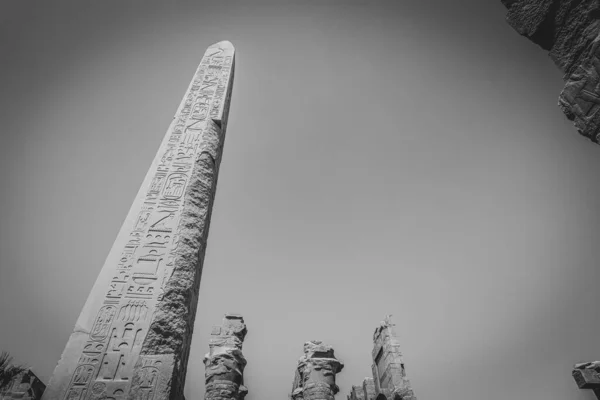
[90,306,117,342]
[560,45,600,141]
[203,315,248,400]
[43,41,235,400]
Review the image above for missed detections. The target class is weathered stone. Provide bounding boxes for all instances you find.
[349,316,417,400]
[291,341,344,400]
[0,370,46,400]
[572,361,600,400]
[371,316,416,400]
[203,314,248,400]
[41,40,235,400]
[362,378,376,400]
[502,0,600,143]
[347,384,365,400]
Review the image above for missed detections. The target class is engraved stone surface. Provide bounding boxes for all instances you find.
[203,314,248,400]
[0,370,46,400]
[502,0,600,143]
[291,341,344,400]
[41,40,235,400]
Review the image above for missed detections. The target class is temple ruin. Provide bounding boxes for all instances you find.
[203,314,248,400]
[290,340,344,400]
[347,316,417,400]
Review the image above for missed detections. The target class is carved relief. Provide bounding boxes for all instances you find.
[44,41,235,400]
[88,382,107,400]
[162,173,188,200]
[63,364,96,400]
[131,359,162,400]
[90,306,117,342]
[117,301,148,322]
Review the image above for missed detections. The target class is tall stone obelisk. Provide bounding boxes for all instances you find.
[42,40,235,400]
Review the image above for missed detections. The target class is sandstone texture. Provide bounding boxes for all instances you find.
[348,316,416,400]
[41,40,235,400]
[203,314,248,400]
[503,0,600,143]
[0,370,46,400]
[291,341,344,400]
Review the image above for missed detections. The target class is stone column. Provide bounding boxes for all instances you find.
[347,384,364,400]
[291,341,344,400]
[572,361,600,399]
[41,40,235,400]
[362,378,376,400]
[371,316,416,400]
[203,314,248,400]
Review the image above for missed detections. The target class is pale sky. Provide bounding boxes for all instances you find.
[1,1,600,400]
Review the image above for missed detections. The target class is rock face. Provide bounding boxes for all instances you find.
[502,0,600,143]
[291,341,344,400]
[347,385,364,400]
[0,370,46,400]
[203,314,248,400]
[348,316,416,400]
[41,40,235,400]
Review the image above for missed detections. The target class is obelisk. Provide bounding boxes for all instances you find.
[42,40,235,400]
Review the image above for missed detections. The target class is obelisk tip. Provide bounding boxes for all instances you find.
[208,40,234,50]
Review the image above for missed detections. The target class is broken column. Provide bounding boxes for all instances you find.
[347,384,364,400]
[203,314,248,400]
[291,341,344,400]
[370,316,416,400]
[41,40,235,400]
[362,378,376,400]
[572,361,600,399]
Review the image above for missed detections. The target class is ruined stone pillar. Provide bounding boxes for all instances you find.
[42,40,235,400]
[203,314,248,400]
[361,378,376,400]
[347,384,364,400]
[572,361,600,399]
[370,316,416,400]
[291,341,344,400]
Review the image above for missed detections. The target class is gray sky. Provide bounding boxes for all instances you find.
[1,1,600,400]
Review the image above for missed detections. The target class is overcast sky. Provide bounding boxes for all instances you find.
[1,1,600,400]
